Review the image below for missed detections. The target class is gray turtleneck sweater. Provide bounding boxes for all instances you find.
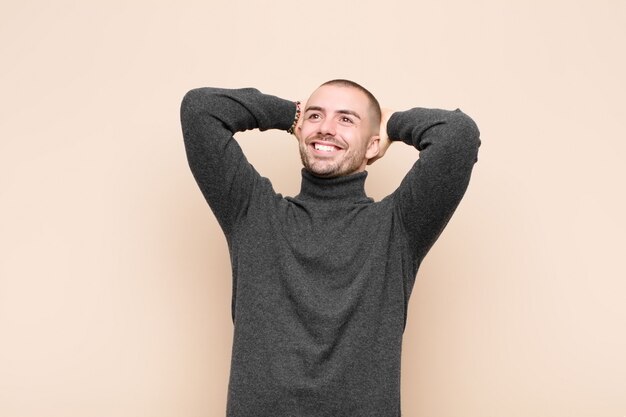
[180,87,480,417]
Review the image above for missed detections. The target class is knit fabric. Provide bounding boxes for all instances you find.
[180,87,480,417]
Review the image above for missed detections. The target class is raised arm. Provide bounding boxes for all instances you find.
[180,87,297,235]
[386,107,481,259]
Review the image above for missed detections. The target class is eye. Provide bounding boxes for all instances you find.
[339,116,354,124]
[307,113,321,120]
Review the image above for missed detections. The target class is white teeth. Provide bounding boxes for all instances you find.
[314,144,336,152]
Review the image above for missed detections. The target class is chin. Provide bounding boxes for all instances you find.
[306,166,338,178]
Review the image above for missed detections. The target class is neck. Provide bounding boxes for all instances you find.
[296,169,371,203]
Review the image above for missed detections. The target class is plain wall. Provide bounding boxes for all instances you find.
[1,1,624,416]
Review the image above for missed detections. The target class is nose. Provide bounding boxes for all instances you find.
[318,117,336,137]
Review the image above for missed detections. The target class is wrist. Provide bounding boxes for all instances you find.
[286,101,301,135]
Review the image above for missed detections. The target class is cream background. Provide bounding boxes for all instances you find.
[1,1,625,416]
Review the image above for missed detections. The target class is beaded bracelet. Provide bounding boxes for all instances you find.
[287,101,301,135]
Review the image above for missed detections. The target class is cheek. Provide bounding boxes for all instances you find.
[298,124,312,139]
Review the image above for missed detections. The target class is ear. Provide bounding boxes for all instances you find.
[295,124,302,141]
[365,135,380,160]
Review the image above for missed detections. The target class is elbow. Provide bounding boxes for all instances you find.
[180,88,218,148]
[180,88,225,136]
[180,88,206,122]
[449,110,481,161]
[452,110,480,144]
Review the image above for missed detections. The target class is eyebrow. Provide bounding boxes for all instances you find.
[305,106,361,120]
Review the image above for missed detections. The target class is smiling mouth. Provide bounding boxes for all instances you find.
[314,143,341,152]
[310,138,344,154]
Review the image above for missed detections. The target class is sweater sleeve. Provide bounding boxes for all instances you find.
[180,87,296,235]
[387,108,481,260]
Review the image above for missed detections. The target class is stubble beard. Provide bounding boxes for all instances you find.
[298,139,366,178]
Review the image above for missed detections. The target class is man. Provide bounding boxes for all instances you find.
[180,79,480,417]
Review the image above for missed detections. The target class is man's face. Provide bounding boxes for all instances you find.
[296,85,379,178]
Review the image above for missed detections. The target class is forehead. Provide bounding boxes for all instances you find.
[306,85,370,113]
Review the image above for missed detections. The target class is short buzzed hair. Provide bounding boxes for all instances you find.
[320,79,382,129]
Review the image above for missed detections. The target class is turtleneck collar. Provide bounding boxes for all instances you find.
[296,169,372,203]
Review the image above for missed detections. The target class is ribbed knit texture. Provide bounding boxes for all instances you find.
[180,87,480,417]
